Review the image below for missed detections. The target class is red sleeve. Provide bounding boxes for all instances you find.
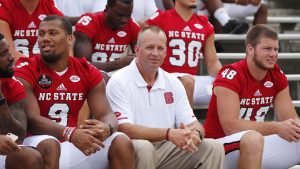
[146,11,164,26]
[14,57,37,88]
[80,58,103,91]
[129,19,141,42]
[202,16,215,38]
[6,78,26,104]
[0,0,12,25]
[214,65,241,94]
[274,64,288,93]
[75,13,98,39]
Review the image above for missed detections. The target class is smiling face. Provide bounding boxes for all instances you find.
[247,37,279,70]
[0,39,14,78]
[38,19,72,64]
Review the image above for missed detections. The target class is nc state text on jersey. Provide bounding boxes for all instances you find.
[94,44,128,52]
[168,31,205,40]
[240,96,274,106]
[38,92,84,101]
[14,30,38,37]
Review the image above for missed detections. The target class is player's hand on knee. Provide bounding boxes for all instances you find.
[0,135,21,155]
[70,129,104,156]
[80,119,110,141]
[277,119,300,142]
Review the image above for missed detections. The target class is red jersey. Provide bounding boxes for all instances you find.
[14,56,103,127]
[147,9,214,75]
[0,0,63,57]
[1,77,25,105]
[75,12,140,63]
[204,59,288,139]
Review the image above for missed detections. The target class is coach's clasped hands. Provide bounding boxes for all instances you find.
[167,123,201,152]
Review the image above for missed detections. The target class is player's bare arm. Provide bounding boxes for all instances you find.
[74,32,134,72]
[20,77,105,156]
[19,77,65,138]
[272,87,300,141]
[203,34,222,77]
[85,81,118,140]
[73,31,93,60]
[0,81,26,141]
[215,86,280,136]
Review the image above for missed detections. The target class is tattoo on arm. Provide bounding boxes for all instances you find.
[0,100,26,140]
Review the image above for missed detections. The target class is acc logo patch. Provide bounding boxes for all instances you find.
[70,75,80,82]
[38,74,52,89]
[38,14,47,21]
[164,92,174,104]
[194,24,203,29]
[264,81,273,88]
[117,31,127,37]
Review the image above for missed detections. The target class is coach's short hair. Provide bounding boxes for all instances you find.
[42,15,72,35]
[137,25,167,46]
[246,24,278,46]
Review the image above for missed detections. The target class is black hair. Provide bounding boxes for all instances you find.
[42,15,72,35]
[107,0,133,7]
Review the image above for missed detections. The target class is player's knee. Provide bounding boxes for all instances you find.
[133,140,155,159]
[37,138,61,158]
[201,139,225,156]
[6,147,43,169]
[109,134,135,160]
[240,130,264,153]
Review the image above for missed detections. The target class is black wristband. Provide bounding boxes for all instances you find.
[0,97,6,106]
[196,130,203,141]
[108,124,114,136]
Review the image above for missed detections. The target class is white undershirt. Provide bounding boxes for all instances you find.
[55,67,68,76]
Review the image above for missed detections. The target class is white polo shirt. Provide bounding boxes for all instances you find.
[106,59,197,128]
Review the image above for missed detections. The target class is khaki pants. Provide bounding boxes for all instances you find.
[133,139,224,169]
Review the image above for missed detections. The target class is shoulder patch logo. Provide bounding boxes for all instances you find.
[264,81,273,88]
[70,75,80,82]
[117,31,127,37]
[38,74,52,89]
[194,24,203,29]
[38,14,47,21]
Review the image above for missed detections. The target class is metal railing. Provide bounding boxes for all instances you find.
[215,34,300,40]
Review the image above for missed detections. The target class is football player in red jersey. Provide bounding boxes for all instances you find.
[0,0,65,60]
[74,0,140,78]
[0,33,60,169]
[15,15,135,169]
[204,24,300,169]
[146,0,222,107]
